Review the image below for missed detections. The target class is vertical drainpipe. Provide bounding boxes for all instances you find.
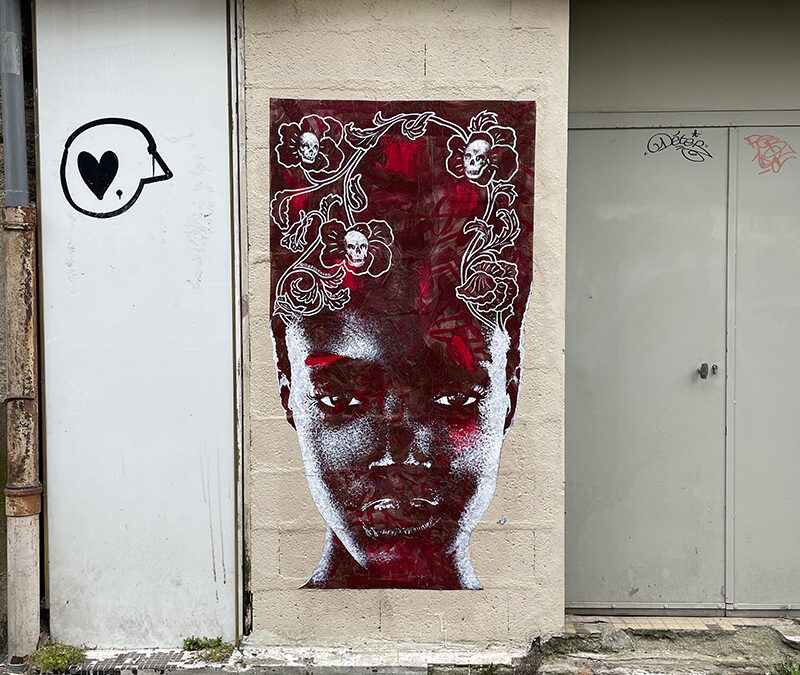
[1,0,41,661]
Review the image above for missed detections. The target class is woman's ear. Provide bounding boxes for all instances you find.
[278,369,296,429]
[504,369,521,434]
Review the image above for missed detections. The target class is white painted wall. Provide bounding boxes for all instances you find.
[570,0,800,113]
[37,0,236,647]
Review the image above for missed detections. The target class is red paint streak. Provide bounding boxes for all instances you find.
[341,268,359,292]
[378,138,418,176]
[293,190,309,211]
[429,316,491,364]
[305,354,343,367]
[453,182,482,213]
[449,335,475,371]
[419,276,432,303]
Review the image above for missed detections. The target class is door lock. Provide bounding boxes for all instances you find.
[698,363,719,379]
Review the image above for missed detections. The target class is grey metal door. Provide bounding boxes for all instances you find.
[566,128,729,611]
[730,127,800,612]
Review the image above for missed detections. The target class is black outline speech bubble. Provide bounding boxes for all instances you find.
[60,117,173,219]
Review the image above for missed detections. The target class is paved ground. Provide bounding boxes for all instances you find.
[566,615,798,634]
[5,616,799,675]
[544,615,800,675]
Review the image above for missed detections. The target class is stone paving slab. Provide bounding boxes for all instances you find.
[545,617,800,675]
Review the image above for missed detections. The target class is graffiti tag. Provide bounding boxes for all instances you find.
[744,134,797,175]
[645,129,713,163]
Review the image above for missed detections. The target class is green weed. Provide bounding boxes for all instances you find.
[183,635,233,663]
[199,642,234,662]
[31,641,85,673]
[183,635,220,651]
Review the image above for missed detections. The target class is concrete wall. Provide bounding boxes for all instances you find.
[243,0,568,652]
[570,0,800,113]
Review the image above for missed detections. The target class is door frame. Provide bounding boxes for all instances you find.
[566,110,800,616]
[569,110,800,131]
[230,0,248,638]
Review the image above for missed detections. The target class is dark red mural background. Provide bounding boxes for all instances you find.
[269,99,535,589]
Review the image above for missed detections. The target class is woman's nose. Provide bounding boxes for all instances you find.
[382,392,431,465]
[387,422,417,464]
[383,392,405,424]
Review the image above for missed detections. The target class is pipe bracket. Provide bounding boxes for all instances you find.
[5,484,42,517]
[1,205,35,230]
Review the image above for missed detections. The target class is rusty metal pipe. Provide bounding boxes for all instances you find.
[3,205,40,660]
[2,0,39,659]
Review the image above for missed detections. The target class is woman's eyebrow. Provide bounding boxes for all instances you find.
[305,354,343,367]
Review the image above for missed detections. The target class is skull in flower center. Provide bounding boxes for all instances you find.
[463,138,491,179]
[344,229,369,269]
[299,131,320,164]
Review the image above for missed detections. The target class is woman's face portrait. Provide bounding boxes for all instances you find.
[282,310,514,588]
[269,99,534,589]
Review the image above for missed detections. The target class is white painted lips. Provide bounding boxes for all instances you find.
[359,497,443,538]
[360,497,440,512]
[362,516,441,539]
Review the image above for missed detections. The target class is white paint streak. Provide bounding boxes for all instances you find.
[285,324,370,567]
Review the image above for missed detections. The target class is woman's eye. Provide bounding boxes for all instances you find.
[318,394,362,409]
[433,393,478,407]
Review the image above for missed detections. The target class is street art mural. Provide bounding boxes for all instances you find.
[269,99,535,589]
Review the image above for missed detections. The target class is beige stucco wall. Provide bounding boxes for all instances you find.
[570,0,800,113]
[242,0,567,651]
[0,93,7,651]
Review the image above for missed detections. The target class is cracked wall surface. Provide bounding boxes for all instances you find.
[243,0,568,650]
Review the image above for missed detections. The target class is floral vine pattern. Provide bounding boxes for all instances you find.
[271,109,522,330]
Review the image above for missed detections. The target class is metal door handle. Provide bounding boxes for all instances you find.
[698,363,709,379]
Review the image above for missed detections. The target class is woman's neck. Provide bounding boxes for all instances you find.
[302,527,481,589]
